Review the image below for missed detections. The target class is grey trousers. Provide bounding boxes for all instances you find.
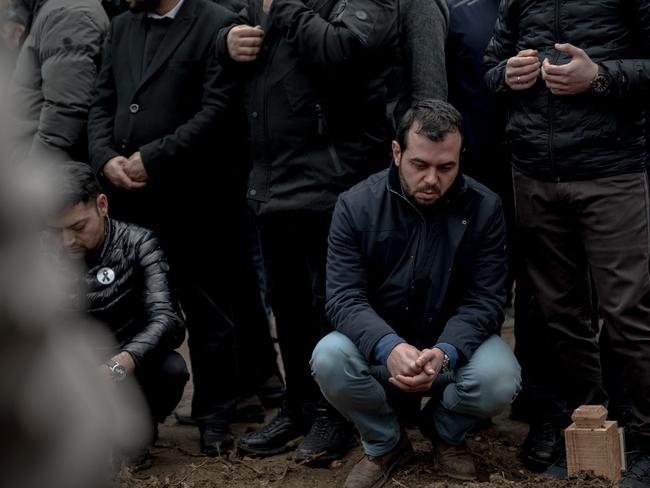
[311,332,521,456]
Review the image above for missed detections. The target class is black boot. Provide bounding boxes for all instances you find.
[521,422,564,472]
[200,422,234,457]
[237,407,308,457]
[294,408,357,465]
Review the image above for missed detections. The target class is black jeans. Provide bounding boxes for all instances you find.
[513,169,650,451]
[257,212,333,418]
[136,350,189,424]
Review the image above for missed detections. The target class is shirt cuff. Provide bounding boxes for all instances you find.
[434,342,458,370]
[373,333,406,366]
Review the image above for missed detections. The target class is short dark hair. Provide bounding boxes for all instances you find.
[57,161,101,210]
[396,99,463,150]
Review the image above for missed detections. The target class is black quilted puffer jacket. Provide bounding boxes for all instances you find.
[85,218,185,368]
[483,0,650,182]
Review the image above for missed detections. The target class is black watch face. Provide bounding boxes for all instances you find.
[592,74,609,93]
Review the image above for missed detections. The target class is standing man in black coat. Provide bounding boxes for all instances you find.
[484,1,650,485]
[222,0,398,464]
[87,0,242,457]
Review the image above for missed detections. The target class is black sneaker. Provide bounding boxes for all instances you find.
[294,411,358,465]
[200,423,234,457]
[237,408,308,457]
[521,422,565,472]
[621,454,650,488]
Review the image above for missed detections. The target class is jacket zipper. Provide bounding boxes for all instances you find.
[316,103,345,175]
[389,188,426,301]
[549,0,561,182]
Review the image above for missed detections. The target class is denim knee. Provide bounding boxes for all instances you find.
[469,360,521,417]
[445,336,521,418]
[311,331,361,401]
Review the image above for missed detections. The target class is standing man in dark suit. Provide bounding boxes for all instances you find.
[88,0,242,457]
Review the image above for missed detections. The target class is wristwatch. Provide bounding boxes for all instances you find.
[440,352,450,373]
[105,359,127,382]
[591,67,610,94]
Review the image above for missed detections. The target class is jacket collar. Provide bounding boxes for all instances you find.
[129,0,198,89]
[87,216,114,266]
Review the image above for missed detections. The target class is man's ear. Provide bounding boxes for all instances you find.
[391,140,401,166]
[96,194,109,217]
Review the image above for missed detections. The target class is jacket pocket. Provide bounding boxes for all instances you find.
[281,71,319,113]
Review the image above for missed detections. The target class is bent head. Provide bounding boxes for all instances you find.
[46,162,108,259]
[392,100,463,206]
[126,0,161,13]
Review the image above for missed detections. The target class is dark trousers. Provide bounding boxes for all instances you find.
[107,187,240,428]
[257,212,333,418]
[136,350,189,424]
[513,169,650,451]
[233,216,281,397]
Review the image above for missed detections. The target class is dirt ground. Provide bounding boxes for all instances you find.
[118,318,616,488]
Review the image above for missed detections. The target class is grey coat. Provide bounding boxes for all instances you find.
[9,0,108,162]
[392,0,449,122]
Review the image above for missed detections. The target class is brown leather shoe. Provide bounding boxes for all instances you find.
[343,432,414,488]
[432,436,477,481]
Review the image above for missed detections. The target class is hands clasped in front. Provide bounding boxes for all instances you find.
[505,43,598,95]
[103,151,148,190]
[387,343,447,393]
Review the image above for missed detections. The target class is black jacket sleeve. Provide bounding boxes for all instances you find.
[269,0,397,68]
[87,24,120,173]
[600,0,650,97]
[121,231,185,368]
[482,0,518,96]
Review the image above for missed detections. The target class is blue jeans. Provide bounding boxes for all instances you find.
[311,332,521,456]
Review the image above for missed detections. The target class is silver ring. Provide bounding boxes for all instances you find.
[516,75,521,83]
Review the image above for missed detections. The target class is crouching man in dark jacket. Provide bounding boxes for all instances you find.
[46,161,189,466]
[311,101,521,488]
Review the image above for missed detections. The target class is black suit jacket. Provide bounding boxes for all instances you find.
[88,0,241,236]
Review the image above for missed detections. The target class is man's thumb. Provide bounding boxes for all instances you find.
[555,43,582,57]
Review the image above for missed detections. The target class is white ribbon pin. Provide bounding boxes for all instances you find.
[97,267,116,285]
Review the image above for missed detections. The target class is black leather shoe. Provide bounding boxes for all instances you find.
[200,423,234,457]
[294,411,357,465]
[237,408,307,457]
[521,422,564,472]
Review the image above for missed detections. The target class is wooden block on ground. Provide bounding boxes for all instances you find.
[571,405,608,429]
[565,405,621,482]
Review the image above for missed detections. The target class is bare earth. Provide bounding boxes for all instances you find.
[118,320,615,488]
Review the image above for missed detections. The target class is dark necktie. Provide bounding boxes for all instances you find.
[142,17,173,75]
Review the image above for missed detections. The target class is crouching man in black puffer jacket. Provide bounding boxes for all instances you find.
[45,161,189,468]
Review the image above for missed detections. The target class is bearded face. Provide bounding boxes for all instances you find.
[126,0,160,13]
